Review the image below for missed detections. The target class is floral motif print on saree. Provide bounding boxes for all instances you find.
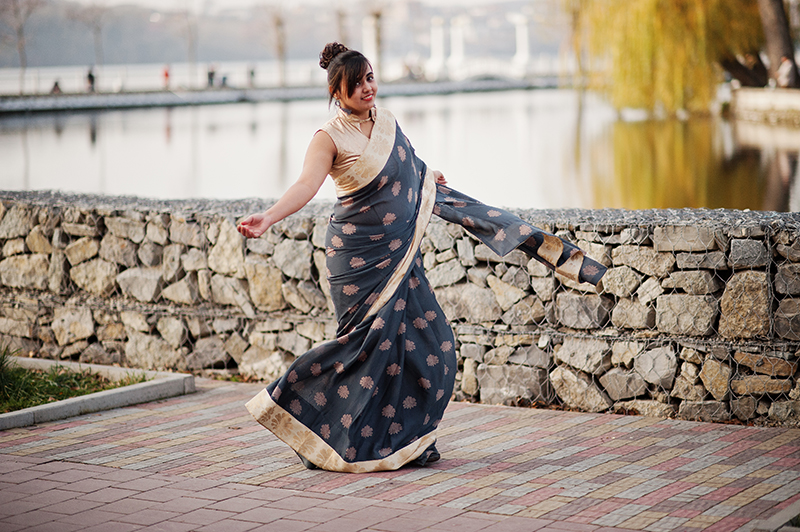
[246,108,606,472]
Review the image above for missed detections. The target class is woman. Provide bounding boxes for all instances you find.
[238,43,606,473]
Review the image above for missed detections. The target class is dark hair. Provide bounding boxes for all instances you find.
[319,42,372,106]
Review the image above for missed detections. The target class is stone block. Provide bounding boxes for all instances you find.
[126,331,186,371]
[277,331,311,357]
[550,365,612,413]
[460,344,486,362]
[426,223,455,251]
[776,263,800,295]
[612,245,676,278]
[48,250,70,295]
[661,271,722,294]
[146,219,170,245]
[634,346,677,389]
[656,295,717,336]
[671,375,707,401]
[51,308,94,346]
[730,376,792,396]
[428,260,467,288]
[478,363,554,405]
[599,367,648,401]
[507,345,550,368]
[97,323,126,342]
[208,218,246,278]
[186,336,228,370]
[676,251,728,270]
[79,343,120,365]
[0,254,49,290]
[0,317,34,338]
[25,225,52,254]
[486,274,527,312]
[104,217,146,243]
[137,241,163,267]
[601,266,642,298]
[461,358,479,396]
[501,266,530,291]
[278,215,314,239]
[0,205,35,239]
[769,401,800,421]
[99,234,138,268]
[484,345,515,365]
[678,401,730,422]
[719,271,769,339]
[169,219,205,247]
[62,222,101,238]
[614,400,676,418]
[2,238,26,256]
[777,241,800,262]
[157,317,187,349]
[238,345,293,381]
[224,332,249,364]
[555,293,613,329]
[457,238,477,267]
[653,226,717,252]
[65,237,99,265]
[728,239,768,268]
[282,280,312,313]
[733,351,797,378]
[699,358,731,401]
[117,267,163,303]
[121,311,152,333]
[162,244,185,284]
[211,275,255,317]
[730,397,757,421]
[555,337,611,375]
[776,299,800,340]
[612,341,644,368]
[182,248,208,271]
[187,317,213,339]
[475,244,527,266]
[296,322,326,343]
[162,272,200,305]
[529,277,555,301]
[435,284,502,322]
[527,257,550,278]
[273,239,313,280]
[611,298,655,329]
[501,295,546,325]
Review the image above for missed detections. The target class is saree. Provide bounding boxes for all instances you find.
[246,108,606,472]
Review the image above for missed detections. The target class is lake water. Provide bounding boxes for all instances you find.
[0,88,796,211]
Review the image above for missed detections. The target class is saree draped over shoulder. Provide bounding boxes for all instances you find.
[246,108,606,472]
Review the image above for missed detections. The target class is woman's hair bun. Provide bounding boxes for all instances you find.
[319,42,349,70]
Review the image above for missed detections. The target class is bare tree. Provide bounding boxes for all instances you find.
[757,0,799,87]
[67,2,107,68]
[0,0,43,94]
[252,3,287,87]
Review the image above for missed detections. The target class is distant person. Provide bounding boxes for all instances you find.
[237,42,606,472]
[248,66,256,88]
[50,81,62,94]
[221,75,228,88]
[207,65,216,88]
[163,65,170,90]
[777,56,795,88]
[87,68,96,92]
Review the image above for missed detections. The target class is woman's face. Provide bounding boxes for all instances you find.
[337,68,377,117]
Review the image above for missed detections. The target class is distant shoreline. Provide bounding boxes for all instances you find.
[0,78,560,114]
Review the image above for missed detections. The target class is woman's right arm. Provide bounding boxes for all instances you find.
[237,131,336,239]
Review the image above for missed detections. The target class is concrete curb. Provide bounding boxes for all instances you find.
[0,357,195,431]
[750,496,800,531]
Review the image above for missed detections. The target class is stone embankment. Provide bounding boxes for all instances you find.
[2,191,800,425]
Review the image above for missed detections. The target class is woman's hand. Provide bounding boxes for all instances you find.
[237,212,272,239]
[433,170,447,185]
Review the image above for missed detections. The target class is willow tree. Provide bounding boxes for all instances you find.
[574,0,764,113]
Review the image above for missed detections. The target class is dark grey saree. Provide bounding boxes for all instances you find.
[246,108,605,472]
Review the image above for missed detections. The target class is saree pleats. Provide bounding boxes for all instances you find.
[246,108,606,472]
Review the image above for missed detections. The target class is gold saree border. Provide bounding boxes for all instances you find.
[246,388,437,472]
[333,108,397,198]
[364,168,437,320]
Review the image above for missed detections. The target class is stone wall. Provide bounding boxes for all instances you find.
[3,191,800,425]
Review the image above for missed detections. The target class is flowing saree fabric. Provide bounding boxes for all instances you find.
[246,108,606,472]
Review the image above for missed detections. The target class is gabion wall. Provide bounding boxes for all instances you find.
[3,191,800,426]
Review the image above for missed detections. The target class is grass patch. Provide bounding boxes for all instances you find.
[0,347,148,414]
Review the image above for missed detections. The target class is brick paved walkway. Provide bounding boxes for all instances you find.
[2,379,800,531]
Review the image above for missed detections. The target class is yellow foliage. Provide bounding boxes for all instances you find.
[575,0,764,113]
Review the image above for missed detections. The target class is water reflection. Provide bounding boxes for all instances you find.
[590,118,775,211]
[0,89,795,211]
